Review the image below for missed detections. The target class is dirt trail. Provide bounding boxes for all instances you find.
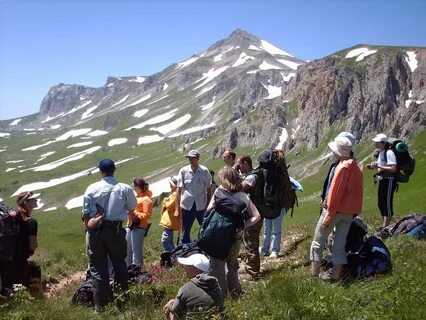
[45,231,310,298]
[45,271,86,299]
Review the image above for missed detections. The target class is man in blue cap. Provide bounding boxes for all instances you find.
[82,159,137,311]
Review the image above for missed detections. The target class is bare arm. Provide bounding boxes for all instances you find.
[377,164,397,174]
[245,199,261,228]
[175,187,182,217]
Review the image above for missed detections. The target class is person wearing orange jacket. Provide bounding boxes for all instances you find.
[126,177,153,272]
[310,136,363,281]
[159,176,181,252]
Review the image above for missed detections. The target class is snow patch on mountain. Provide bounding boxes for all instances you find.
[9,118,22,126]
[81,105,99,120]
[193,66,230,90]
[259,61,283,70]
[232,52,255,67]
[150,114,192,135]
[260,40,293,57]
[86,130,108,137]
[195,83,216,98]
[282,72,296,82]
[163,83,168,91]
[127,109,178,131]
[200,96,216,111]
[124,94,152,109]
[56,128,92,141]
[405,51,418,72]
[108,138,128,147]
[0,132,11,138]
[275,127,288,150]
[169,122,216,138]
[137,135,164,145]
[67,141,94,148]
[147,95,169,105]
[176,56,200,69]
[111,95,130,108]
[276,59,302,70]
[128,76,145,83]
[345,47,377,62]
[263,85,282,99]
[133,109,149,119]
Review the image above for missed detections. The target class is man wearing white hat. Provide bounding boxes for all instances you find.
[163,253,223,319]
[367,133,397,228]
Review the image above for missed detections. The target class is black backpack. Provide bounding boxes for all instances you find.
[385,138,415,183]
[160,242,204,268]
[197,188,247,260]
[345,217,368,254]
[71,271,95,307]
[250,150,297,219]
[0,203,20,262]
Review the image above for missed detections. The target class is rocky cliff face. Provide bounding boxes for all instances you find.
[281,46,426,150]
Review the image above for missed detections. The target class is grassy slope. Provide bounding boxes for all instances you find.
[1,131,425,319]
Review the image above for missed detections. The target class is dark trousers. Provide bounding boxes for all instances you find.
[182,203,205,244]
[87,224,128,309]
[378,177,396,217]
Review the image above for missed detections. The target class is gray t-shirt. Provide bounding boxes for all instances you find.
[178,164,212,211]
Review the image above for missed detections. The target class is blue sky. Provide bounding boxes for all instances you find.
[1,0,425,120]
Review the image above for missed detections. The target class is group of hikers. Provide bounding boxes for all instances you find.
[0,130,416,318]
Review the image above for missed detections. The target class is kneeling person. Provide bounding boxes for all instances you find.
[163,254,223,319]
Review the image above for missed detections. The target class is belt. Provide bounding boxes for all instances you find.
[102,220,123,228]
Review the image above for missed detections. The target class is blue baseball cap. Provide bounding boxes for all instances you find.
[98,159,116,172]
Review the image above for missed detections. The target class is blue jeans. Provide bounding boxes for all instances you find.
[262,209,286,255]
[126,227,146,268]
[161,228,175,252]
[182,203,205,244]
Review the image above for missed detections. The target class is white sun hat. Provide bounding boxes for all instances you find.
[372,133,388,143]
[336,131,356,145]
[177,253,210,273]
[328,136,353,157]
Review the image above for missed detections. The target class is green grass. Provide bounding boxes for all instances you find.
[1,130,425,319]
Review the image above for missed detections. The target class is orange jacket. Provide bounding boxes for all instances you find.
[159,191,181,231]
[128,190,153,229]
[324,159,363,225]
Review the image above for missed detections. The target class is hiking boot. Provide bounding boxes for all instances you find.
[270,252,279,258]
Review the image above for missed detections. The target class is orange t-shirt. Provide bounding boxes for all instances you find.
[128,190,153,229]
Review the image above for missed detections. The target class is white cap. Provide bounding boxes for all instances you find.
[336,131,356,146]
[372,133,387,143]
[328,136,353,157]
[177,253,210,273]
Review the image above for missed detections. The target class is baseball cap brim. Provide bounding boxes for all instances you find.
[177,253,210,273]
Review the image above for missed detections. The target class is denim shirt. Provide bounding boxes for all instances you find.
[82,176,137,221]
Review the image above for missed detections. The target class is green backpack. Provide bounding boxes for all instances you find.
[198,189,247,260]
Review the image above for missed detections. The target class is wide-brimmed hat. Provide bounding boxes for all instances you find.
[16,191,38,206]
[168,176,178,187]
[336,131,356,146]
[372,133,388,143]
[185,150,200,159]
[328,136,353,157]
[177,253,210,272]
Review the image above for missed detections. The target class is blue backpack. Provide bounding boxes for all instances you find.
[347,236,392,278]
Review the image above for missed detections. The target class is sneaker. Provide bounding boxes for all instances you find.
[270,251,279,258]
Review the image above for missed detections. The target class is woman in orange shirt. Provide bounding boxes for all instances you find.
[310,136,363,281]
[126,177,153,272]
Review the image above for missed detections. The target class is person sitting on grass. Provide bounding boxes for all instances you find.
[163,253,224,320]
[159,176,181,252]
[127,177,153,273]
[310,137,363,281]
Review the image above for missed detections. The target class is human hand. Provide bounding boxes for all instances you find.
[163,299,175,314]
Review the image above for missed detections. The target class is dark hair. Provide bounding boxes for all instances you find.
[239,155,253,168]
[133,177,148,189]
[209,170,215,177]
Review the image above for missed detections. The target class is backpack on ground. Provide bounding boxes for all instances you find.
[197,188,247,260]
[160,242,204,268]
[385,138,415,183]
[71,271,95,307]
[345,217,368,254]
[0,203,20,262]
[347,236,391,279]
[251,149,297,218]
